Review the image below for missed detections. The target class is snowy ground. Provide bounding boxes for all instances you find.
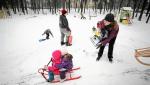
[0,10,150,85]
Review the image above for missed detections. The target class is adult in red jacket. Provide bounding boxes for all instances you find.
[96,13,119,62]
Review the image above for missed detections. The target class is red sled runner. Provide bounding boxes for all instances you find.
[38,66,81,83]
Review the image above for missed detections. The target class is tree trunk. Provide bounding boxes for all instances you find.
[68,0,70,13]
[146,2,150,16]
[24,0,28,14]
[83,0,87,13]
[42,0,44,14]
[48,0,52,13]
[10,0,16,14]
[16,0,20,12]
[135,0,142,17]
[103,1,107,14]
[138,0,147,21]
[146,13,150,23]
[62,0,65,9]
[127,0,131,7]
[132,0,137,19]
[54,0,57,14]
[80,0,83,14]
[109,0,114,13]
[99,0,103,14]
[20,0,25,15]
[118,0,123,13]
[74,0,77,12]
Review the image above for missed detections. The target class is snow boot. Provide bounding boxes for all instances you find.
[109,58,113,63]
[61,41,66,46]
[96,56,101,61]
[48,71,54,82]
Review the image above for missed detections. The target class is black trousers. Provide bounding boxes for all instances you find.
[60,70,67,79]
[98,37,116,59]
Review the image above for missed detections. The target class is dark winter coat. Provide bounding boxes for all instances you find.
[97,19,119,45]
[59,15,69,29]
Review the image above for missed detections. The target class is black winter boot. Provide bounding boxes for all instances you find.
[109,58,113,63]
[96,56,101,61]
[61,41,65,46]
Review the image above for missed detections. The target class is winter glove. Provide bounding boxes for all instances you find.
[96,43,103,49]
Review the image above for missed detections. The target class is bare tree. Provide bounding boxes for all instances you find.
[98,0,103,14]
[10,0,17,14]
[24,0,28,14]
[103,0,107,14]
[80,0,83,13]
[66,0,71,13]
[74,0,77,12]
[135,0,142,17]
[138,0,147,21]
[83,0,87,13]
[146,13,150,23]
[41,0,44,14]
[20,0,25,14]
[146,1,150,16]
[118,0,123,13]
[132,0,138,19]
[109,0,114,13]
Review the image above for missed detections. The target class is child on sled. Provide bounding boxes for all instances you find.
[57,53,73,82]
[44,50,73,82]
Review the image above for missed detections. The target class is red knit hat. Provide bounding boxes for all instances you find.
[61,9,67,15]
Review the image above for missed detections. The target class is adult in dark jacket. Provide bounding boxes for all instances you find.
[96,13,119,62]
[59,9,71,46]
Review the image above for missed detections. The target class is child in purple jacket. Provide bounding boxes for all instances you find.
[55,53,73,80]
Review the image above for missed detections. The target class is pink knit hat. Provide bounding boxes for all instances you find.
[52,50,61,63]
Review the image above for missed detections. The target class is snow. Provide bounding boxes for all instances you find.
[0,10,150,85]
